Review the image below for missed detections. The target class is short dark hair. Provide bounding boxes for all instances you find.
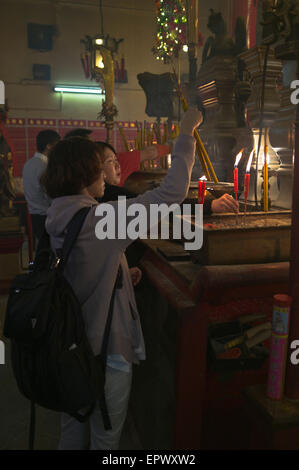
[36,130,60,153]
[64,128,92,139]
[42,137,103,198]
[96,141,116,162]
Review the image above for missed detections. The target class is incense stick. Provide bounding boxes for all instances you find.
[171,66,218,182]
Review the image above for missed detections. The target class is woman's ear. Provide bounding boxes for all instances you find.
[45,143,54,155]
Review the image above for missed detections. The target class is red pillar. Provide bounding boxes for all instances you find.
[231,0,258,49]
[285,97,299,399]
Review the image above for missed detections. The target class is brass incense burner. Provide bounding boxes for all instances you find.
[185,210,291,265]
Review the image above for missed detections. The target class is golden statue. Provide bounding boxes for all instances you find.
[0,152,16,217]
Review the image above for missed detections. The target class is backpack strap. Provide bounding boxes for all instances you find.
[100,266,123,363]
[96,265,123,431]
[33,207,91,273]
[35,229,50,253]
[57,206,91,272]
[54,205,121,431]
[58,204,120,431]
[31,229,52,272]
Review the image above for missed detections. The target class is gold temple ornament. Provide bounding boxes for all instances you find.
[118,126,130,151]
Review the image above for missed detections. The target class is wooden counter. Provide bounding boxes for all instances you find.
[130,239,289,449]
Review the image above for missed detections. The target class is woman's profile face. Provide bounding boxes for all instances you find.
[102,148,121,186]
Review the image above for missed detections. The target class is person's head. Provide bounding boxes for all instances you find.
[36,130,60,156]
[64,128,92,140]
[42,137,105,199]
[96,141,121,186]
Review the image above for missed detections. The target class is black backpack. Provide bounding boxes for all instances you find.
[3,207,122,450]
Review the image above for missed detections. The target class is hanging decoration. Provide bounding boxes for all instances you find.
[79,0,125,143]
[152,0,187,63]
[114,55,128,84]
[80,34,125,83]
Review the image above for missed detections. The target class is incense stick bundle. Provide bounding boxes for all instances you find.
[196,134,218,183]
[137,131,141,150]
[135,121,140,149]
[153,122,161,144]
[163,122,169,168]
[118,126,129,151]
[163,122,169,143]
[143,120,147,149]
[171,67,219,183]
[197,143,211,181]
[150,127,154,145]
[146,126,151,147]
[140,123,144,150]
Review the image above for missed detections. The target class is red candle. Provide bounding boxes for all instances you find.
[234,167,239,200]
[198,178,206,204]
[233,149,243,201]
[244,173,250,201]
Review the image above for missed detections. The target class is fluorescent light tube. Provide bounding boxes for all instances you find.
[54,85,104,94]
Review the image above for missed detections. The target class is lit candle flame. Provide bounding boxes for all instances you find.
[234,149,244,168]
[198,176,207,205]
[246,150,254,174]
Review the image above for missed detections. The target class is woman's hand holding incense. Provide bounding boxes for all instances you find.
[211,194,239,214]
[180,107,203,137]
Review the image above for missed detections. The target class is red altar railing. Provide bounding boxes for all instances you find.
[5,117,142,177]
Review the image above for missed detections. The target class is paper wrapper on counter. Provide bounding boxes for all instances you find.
[245,329,271,349]
[267,295,292,400]
[245,322,271,339]
[239,314,267,325]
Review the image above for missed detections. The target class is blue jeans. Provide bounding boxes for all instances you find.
[58,366,132,450]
